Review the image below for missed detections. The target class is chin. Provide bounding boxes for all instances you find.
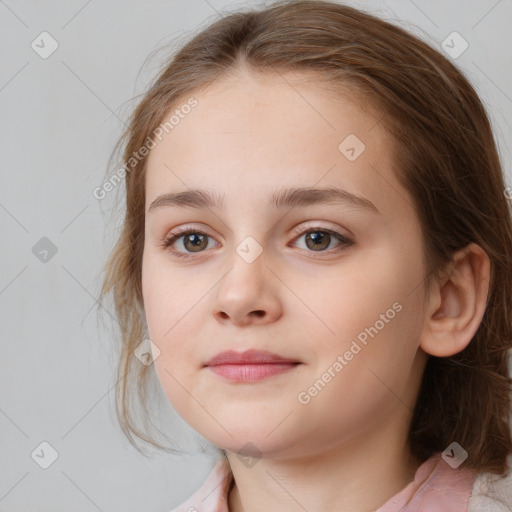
[203,427,302,460]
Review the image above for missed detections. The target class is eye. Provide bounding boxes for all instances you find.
[289,225,353,256]
[160,227,217,259]
[160,224,353,260]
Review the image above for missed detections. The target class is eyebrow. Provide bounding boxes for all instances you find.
[148,186,380,215]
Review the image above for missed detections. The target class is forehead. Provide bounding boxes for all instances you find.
[144,69,411,221]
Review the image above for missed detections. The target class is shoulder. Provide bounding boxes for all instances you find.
[468,453,512,512]
[166,456,233,512]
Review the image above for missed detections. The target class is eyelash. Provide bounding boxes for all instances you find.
[160,225,353,260]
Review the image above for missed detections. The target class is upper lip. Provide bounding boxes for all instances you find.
[204,349,300,366]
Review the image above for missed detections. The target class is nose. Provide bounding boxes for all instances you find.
[209,252,283,326]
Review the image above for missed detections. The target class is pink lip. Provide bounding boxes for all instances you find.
[204,349,299,366]
[208,363,299,382]
[204,350,301,382]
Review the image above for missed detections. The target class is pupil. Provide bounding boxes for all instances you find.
[186,234,205,251]
[306,232,329,250]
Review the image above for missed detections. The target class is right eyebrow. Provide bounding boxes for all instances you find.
[147,186,380,215]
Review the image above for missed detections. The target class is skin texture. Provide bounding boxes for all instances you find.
[141,67,491,512]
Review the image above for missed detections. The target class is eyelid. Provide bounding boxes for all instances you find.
[291,221,344,237]
[166,221,348,239]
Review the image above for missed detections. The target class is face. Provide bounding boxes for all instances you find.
[142,68,430,460]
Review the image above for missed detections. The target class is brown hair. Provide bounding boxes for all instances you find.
[98,0,512,476]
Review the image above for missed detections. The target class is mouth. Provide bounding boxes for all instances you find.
[206,362,301,382]
[204,349,302,382]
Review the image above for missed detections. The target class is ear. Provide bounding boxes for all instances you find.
[419,243,491,357]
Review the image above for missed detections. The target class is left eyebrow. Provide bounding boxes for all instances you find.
[147,186,380,215]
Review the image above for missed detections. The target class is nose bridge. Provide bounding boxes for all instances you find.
[210,235,281,323]
[221,237,267,301]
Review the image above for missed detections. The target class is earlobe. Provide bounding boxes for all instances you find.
[419,243,491,358]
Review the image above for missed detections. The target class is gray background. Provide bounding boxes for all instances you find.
[1,0,511,511]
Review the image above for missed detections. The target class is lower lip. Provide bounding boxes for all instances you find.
[207,363,300,382]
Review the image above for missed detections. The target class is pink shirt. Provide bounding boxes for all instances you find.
[167,451,488,511]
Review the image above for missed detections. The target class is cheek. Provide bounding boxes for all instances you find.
[141,253,214,399]
[143,276,202,418]
[306,250,407,340]
[295,299,422,438]
[308,244,425,375]
[142,253,203,341]
[141,256,197,385]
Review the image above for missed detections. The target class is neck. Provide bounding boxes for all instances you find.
[225,411,422,512]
